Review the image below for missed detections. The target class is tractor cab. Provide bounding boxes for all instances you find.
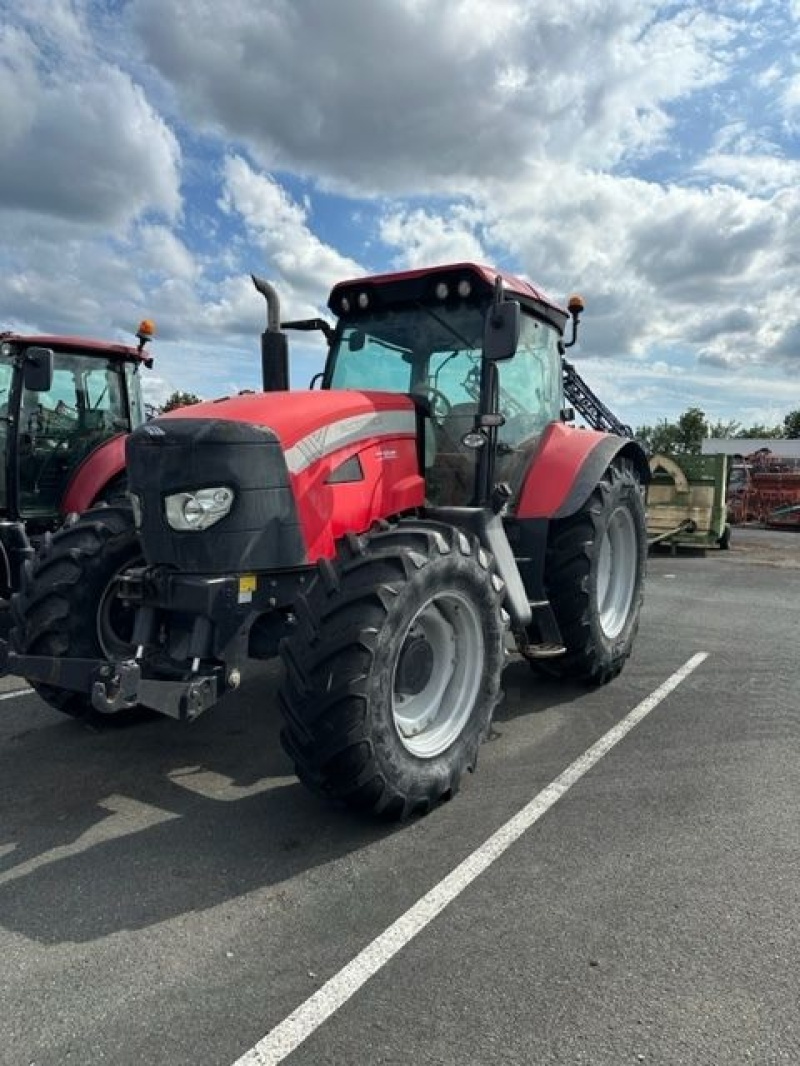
[0,325,153,593]
[320,264,570,506]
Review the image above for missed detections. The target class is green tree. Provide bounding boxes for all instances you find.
[636,407,709,455]
[783,410,800,439]
[675,407,708,455]
[634,419,682,455]
[735,423,784,439]
[708,418,741,438]
[162,390,201,412]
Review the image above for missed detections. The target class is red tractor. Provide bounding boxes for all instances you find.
[2,265,648,818]
[0,324,154,597]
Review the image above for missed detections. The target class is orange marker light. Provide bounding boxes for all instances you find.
[136,319,156,342]
[567,294,585,315]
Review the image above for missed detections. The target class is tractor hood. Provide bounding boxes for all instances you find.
[126,390,421,573]
[162,389,418,453]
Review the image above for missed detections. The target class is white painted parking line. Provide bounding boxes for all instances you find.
[0,688,32,701]
[232,652,709,1066]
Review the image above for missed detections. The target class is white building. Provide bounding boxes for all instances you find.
[701,438,800,459]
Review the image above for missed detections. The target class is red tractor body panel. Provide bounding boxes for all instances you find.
[165,389,425,560]
[515,422,622,519]
[61,435,127,515]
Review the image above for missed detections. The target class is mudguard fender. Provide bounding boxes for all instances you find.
[61,434,127,515]
[515,423,650,521]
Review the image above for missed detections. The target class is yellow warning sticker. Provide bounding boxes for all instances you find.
[238,574,257,603]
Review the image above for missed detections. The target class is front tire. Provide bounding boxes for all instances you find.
[537,460,647,685]
[10,504,145,721]
[279,522,507,819]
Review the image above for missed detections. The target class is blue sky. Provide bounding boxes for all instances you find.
[1,0,798,431]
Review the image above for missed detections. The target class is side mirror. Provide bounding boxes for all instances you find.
[23,347,54,392]
[347,330,366,353]
[483,300,520,362]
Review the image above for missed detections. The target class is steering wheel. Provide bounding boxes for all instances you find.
[412,385,452,424]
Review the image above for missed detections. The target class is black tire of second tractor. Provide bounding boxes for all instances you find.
[535,459,647,685]
[279,521,507,820]
[10,503,148,723]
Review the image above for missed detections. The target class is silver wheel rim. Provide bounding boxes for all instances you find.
[392,591,485,759]
[96,556,143,660]
[596,505,638,640]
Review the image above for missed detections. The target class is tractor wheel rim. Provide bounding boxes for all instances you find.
[392,591,485,759]
[96,556,143,660]
[596,506,638,640]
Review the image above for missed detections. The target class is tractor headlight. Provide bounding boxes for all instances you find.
[164,486,235,531]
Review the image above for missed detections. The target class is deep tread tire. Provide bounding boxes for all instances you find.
[278,521,507,820]
[536,460,647,685]
[10,503,146,722]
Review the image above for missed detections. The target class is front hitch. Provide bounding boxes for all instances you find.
[0,640,224,722]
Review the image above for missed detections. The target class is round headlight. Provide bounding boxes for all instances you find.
[457,279,472,298]
[340,296,351,313]
[435,282,449,300]
[357,291,370,309]
[165,486,235,531]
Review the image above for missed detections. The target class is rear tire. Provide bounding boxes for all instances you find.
[535,460,647,685]
[717,523,731,550]
[279,522,507,819]
[10,504,147,722]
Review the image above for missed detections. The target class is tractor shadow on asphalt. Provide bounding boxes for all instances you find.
[0,657,592,946]
[0,662,405,945]
[495,658,590,724]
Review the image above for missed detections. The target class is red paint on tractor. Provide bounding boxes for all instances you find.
[515,422,611,519]
[61,434,127,515]
[163,388,414,447]
[165,389,426,558]
[0,332,148,363]
[293,436,424,560]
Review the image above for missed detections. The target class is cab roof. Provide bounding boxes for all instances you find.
[0,332,147,363]
[327,261,569,325]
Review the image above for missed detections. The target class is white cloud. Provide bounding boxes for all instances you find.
[695,153,800,195]
[379,206,487,268]
[135,225,197,282]
[476,161,799,372]
[0,10,180,228]
[133,0,736,194]
[219,155,362,314]
[573,355,800,430]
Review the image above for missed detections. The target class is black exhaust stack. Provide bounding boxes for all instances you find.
[252,274,289,391]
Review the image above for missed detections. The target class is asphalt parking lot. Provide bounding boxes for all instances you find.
[1,528,798,1066]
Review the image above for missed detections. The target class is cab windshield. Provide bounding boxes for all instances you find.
[18,351,130,518]
[327,303,563,503]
